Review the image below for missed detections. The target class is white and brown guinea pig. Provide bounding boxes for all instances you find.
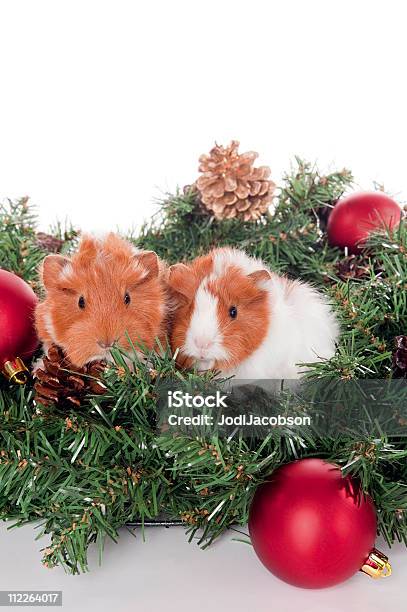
[168,248,339,379]
[35,233,167,368]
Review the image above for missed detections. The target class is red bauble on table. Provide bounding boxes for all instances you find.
[0,269,39,383]
[327,191,401,253]
[249,458,391,589]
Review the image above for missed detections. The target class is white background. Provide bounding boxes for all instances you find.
[0,2,406,611]
[0,1,406,234]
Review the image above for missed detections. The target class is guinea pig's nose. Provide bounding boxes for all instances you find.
[98,340,114,349]
[195,337,212,350]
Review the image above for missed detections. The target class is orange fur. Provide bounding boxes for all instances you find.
[210,266,269,369]
[35,233,167,367]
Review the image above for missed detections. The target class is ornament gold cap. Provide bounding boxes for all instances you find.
[360,548,392,579]
[2,358,29,385]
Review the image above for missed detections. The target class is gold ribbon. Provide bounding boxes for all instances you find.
[361,548,392,579]
[2,357,29,385]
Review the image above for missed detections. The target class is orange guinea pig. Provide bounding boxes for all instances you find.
[35,233,167,367]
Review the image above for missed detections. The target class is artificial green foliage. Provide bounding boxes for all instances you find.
[0,160,406,573]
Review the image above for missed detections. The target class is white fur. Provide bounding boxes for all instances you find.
[183,280,229,370]
[226,274,339,379]
[185,248,339,380]
[213,248,265,277]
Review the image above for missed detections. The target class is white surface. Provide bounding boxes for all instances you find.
[0,523,405,612]
[0,0,406,234]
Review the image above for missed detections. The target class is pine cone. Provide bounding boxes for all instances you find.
[393,336,407,378]
[335,254,384,281]
[196,140,275,222]
[36,232,65,253]
[34,345,107,408]
[335,255,371,281]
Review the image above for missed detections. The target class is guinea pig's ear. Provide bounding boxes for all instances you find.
[76,235,99,262]
[134,250,159,282]
[168,263,196,302]
[247,269,272,285]
[40,254,71,290]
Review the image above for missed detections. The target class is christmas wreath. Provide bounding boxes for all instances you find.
[0,148,406,583]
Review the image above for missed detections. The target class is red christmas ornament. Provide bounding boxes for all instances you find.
[327,192,401,254]
[249,458,391,588]
[0,269,39,384]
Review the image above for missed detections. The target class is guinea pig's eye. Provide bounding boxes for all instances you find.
[229,306,237,319]
[78,296,86,309]
[124,292,131,305]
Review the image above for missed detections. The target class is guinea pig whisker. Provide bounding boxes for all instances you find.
[220,320,236,334]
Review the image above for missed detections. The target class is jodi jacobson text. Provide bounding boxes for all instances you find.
[167,414,311,427]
